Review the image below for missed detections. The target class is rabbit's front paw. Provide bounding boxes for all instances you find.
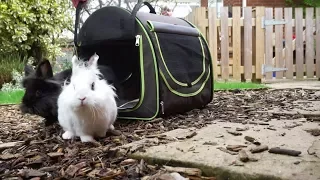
[62,131,74,140]
[80,135,95,142]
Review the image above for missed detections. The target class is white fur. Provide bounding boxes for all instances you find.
[57,53,118,142]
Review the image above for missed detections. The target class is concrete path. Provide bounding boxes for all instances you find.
[118,90,320,180]
[120,119,320,180]
[265,81,320,90]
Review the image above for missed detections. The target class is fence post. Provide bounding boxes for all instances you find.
[208,8,218,80]
[232,6,242,81]
[255,6,265,82]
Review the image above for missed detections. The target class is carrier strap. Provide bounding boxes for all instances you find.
[130,1,156,36]
[74,1,85,47]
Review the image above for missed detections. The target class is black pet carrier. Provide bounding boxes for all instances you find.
[73,0,214,120]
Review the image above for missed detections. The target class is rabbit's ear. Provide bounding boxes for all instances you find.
[71,55,81,74]
[71,55,79,66]
[87,53,99,67]
[35,59,53,79]
[24,65,34,76]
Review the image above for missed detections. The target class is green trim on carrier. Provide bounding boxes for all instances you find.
[118,26,144,112]
[117,18,160,120]
[160,67,211,97]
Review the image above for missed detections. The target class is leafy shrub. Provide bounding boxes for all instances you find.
[285,0,320,7]
[0,53,25,89]
[0,0,73,62]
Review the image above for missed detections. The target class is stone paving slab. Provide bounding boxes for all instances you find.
[117,85,320,180]
[265,81,320,90]
[120,119,320,180]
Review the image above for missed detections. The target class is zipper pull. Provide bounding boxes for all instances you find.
[160,101,164,114]
[135,35,141,46]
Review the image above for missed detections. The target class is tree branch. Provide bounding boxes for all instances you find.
[84,6,91,15]
[118,0,122,7]
[124,0,133,11]
[98,0,103,8]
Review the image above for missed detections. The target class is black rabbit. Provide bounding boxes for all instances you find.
[20,59,121,126]
[20,60,72,126]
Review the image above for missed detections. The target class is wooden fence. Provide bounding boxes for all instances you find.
[185,7,320,83]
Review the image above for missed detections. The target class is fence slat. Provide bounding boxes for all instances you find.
[208,8,218,80]
[285,8,293,79]
[186,6,318,82]
[232,6,241,81]
[295,8,304,79]
[265,8,273,80]
[196,7,207,38]
[255,7,265,81]
[244,7,252,82]
[275,8,284,79]
[306,8,314,78]
[185,7,196,25]
[316,8,320,78]
[220,7,229,81]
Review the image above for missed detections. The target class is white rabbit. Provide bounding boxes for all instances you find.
[57,53,118,143]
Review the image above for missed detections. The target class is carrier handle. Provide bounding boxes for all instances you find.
[130,1,156,36]
[74,1,86,47]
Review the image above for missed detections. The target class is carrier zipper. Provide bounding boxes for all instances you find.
[160,101,164,114]
[135,35,141,46]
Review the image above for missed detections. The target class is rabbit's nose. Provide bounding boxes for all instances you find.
[79,97,86,106]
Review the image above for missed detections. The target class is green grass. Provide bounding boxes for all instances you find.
[214,81,266,90]
[0,90,25,104]
[0,82,267,105]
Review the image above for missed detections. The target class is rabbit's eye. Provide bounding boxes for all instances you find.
[35,90,41,97]
[91,82,95,91]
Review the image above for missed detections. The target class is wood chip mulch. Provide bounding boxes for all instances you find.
[0,88,319,180]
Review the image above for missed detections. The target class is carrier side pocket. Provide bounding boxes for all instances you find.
[147,20,210,97]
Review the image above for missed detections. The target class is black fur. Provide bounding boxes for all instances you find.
[20,60,71,126]
[20,59,121,126]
